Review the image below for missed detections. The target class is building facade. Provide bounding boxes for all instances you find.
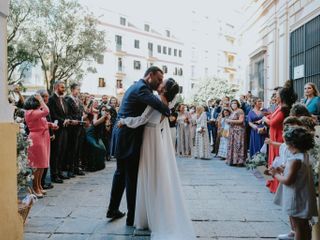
[183,9,241,101]
[238,0,320,101]
[216,19,241,85]
[22,9,185,98]
[81,10,185,97]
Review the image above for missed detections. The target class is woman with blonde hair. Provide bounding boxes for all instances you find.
[194,106,211,159]
[303,82,320,118]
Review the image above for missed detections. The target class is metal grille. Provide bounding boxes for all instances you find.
[290,15,320,100]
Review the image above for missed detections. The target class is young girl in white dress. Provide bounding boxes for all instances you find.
[119,78,196,240]
[270,127,317,240]
[217,108,231,159]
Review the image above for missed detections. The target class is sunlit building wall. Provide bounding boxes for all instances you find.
[238,0,320,102]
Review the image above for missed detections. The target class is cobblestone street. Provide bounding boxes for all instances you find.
[24,156,290,240]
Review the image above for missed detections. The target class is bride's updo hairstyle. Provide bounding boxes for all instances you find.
[164,78,179,102]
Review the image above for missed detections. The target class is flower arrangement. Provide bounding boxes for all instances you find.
[15,114,33,192]
[245,152,267,170]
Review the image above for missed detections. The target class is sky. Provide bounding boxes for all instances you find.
[78,0,247,39]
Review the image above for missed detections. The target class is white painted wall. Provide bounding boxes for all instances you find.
[0,0,15,122]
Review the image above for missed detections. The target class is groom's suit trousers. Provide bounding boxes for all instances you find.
[108,155,140,222]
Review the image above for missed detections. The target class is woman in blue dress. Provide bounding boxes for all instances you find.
[304,82,320,118]
[247,97,267,158]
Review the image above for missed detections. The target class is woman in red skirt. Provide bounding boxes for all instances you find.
[263,82,297,193]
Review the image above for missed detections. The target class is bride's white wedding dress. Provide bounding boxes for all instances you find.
[120,103,196,240]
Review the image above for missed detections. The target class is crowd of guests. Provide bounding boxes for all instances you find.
[168,81,320,240]
[10,79,320,240]
[11,81,119,198]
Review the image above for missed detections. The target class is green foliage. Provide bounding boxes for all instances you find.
[7,0,37,85]
[191,77,238,105]
[26,0,106,93]
[8,0,106,93]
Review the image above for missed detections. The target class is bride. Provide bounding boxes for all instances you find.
[119,78,196,240]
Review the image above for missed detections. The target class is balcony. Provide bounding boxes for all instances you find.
[115,44,127,56]
[116,66,126,79]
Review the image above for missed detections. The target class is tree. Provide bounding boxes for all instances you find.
[25,0,106,93]
[7,0,37,85]
[191,77,238,104]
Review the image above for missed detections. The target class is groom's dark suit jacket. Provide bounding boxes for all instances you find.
[110,79,170,160]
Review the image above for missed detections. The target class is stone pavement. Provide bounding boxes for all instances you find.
[24,156,290,240]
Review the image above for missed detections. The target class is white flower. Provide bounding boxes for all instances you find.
[15,117,22,123]
[19,129,26,134]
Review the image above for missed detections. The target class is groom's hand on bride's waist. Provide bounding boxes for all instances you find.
[117,120,124,128]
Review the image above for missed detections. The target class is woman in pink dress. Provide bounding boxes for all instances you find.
[25,94,56,197]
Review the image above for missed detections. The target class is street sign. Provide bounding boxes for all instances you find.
[293,64,304,79]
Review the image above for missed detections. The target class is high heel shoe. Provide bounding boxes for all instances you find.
[40,189,47,195]
[32,189,44,198]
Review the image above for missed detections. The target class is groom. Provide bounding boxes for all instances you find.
[106,66,170,226]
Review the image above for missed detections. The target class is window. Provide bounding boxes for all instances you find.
[204,50,209,59]
[134,60,141,70]
[228,55,235,66]
[178,68,183,76]
[191,83,195,89]
[174,49,177,56]
[205,67,208,77]
[118,57,123,71]
[115,35,122,51]
[157,45,161,53]
[98,78,105,87]
[148,42,153,56]
[144,24,150,32]
[148,42,153,51]
[163,46,167,55]
[120,17,126,26]
[96,54,104,64]
[134,39,140,49]
[179,50,182,57]
[116,79,123,89]
[168,48,172,55]
[191,65,195,78]
[162,65,168,73]
[179,86,183,94]
[165,30,170,37]
[173,67,178,75]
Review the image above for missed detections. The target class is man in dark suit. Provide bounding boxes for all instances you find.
[48,81,70,183]
[106,66,170,226]
[65,83,85,178]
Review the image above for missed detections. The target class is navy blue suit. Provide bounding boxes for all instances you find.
[108,79,169,223]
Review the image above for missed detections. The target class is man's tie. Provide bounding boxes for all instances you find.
[59,96,65,113]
